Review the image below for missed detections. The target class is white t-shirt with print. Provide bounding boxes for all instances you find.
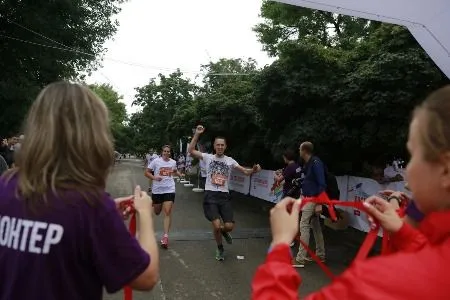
[148,157,177,194]
[202,153,239,193]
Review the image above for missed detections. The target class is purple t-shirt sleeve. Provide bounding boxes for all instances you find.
[282,164,296,181]
[90,194,150,293]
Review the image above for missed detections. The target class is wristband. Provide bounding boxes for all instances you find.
[387,195,401,206]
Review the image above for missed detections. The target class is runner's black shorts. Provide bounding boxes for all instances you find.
[152,193,175,205]
[203,191,234,223]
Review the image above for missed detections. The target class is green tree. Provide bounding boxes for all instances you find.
[89,84,127,127]
[253,0,379,56]
[89,83,128,152]
[0,0,125,136]
[254,24,449,173]
[132,70,197,151]
[126,111,148,156]
[169,58,268,166]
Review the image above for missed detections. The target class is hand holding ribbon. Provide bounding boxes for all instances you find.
[269,197,302,248]
[363,196,404,233]
[290,191,407,279]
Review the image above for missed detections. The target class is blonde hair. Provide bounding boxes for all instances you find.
[415,85,450,161]
[9,81,114,208]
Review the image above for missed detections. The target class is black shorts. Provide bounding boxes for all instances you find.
[203,191,234,223]
[152,193,175,205]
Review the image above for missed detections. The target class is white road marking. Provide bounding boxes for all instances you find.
[158,279,167,300]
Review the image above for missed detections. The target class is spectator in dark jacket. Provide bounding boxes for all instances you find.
[293,141,326,267]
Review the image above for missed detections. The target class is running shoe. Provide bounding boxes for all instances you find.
[292,258,305,268]
[221,230,233,245]
[160,235,168,249]
[215,249,225,261]
[305,256,326,263]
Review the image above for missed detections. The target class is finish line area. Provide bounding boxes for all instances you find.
[105,159,353,300]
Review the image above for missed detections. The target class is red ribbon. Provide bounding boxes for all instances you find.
[299,192,406,279]
[118,199,137,300]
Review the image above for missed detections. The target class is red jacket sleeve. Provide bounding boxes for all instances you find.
[251,244,301,300]
[252,228,447,300]
[304,240,450,300]
[389,222,428,252]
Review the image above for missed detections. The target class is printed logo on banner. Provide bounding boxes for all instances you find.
[253,178,268,188]
[231,174,245,184]
[348,183,369,216]
[270,178,283,203]
[250,170,280,203]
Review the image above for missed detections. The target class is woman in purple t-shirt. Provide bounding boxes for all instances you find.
[0,82,159,300]
[275,149,302,198]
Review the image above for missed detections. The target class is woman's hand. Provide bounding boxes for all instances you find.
[363,196,404,233]
[270,197,302,247]
[133,185,153,214]
[274,173,283,182]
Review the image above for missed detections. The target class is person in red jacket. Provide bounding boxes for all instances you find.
[251,85,450,300]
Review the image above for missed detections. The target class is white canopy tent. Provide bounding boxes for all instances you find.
[274,0,450,79]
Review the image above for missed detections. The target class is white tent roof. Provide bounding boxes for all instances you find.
[275,0,450,78]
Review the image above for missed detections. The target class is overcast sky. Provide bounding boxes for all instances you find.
[87,0,275,114]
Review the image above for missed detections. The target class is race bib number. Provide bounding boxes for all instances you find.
[159,167,172,177]
[211,174,227,186]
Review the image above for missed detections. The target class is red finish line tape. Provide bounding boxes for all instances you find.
[298,192,406,279]
[118,199,136,300]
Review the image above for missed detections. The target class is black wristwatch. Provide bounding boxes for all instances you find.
[387,195,401,206]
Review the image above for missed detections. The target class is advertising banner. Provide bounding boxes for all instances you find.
[228,168,251,195]
[345,176,381,233]
[250,169,284,203]
[226,166,410,233]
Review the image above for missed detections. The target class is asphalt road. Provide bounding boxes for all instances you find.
[103,159,352,300]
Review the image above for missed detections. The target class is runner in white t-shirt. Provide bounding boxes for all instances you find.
[144,145,183,248]
[188,125,262,261]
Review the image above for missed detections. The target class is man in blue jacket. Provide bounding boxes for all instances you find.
[293,141,326,267]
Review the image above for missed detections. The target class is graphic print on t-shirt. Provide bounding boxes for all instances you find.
[159,167,172,177]
[209,160,230,187]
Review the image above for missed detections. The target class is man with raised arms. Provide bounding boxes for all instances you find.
[188,125,262,261]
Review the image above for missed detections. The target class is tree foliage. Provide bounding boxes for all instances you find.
[89,83,130,153]
[0,0,125,136]
[126,3,448,174]
[253,0,380,56]
[131,70,197,153]
[4,1,450,175]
